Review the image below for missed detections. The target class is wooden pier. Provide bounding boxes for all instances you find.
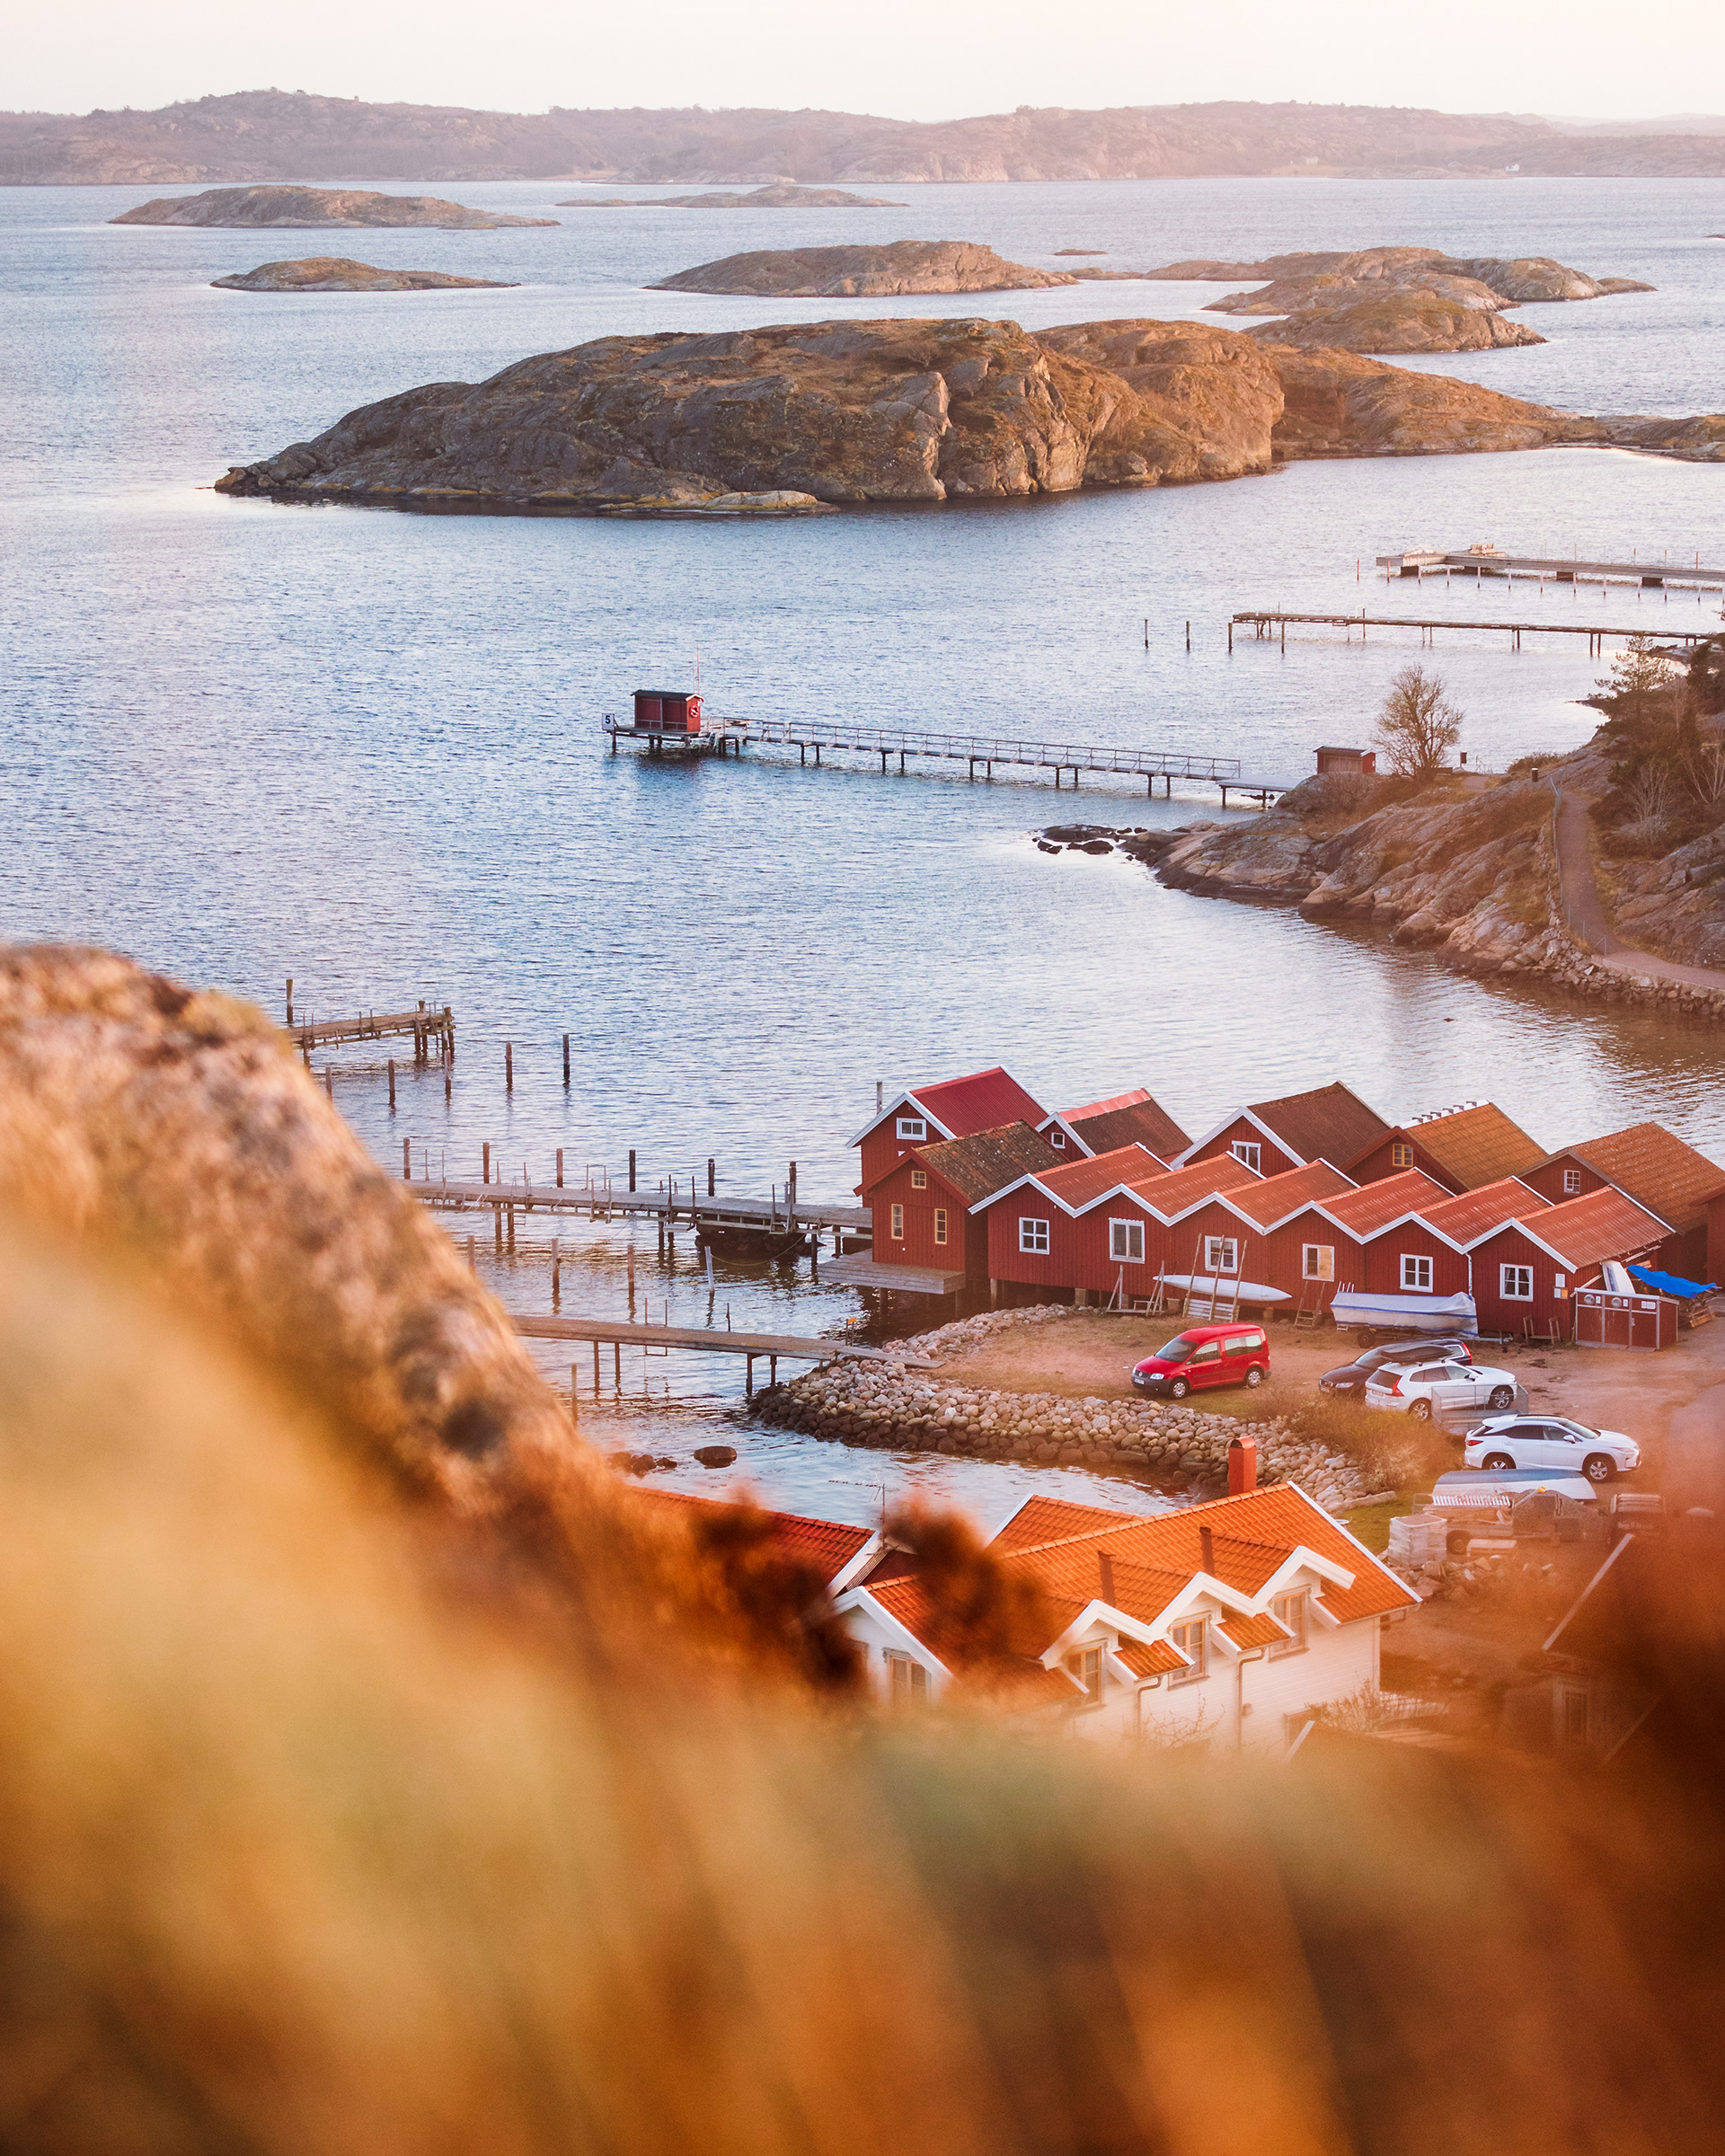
[514,1313,933,1392]
[1230,612,1716,660]
[411,1168,870,1244]
[607,715,1282,808]
[1377,549,1725,591]
[286,995,454,1056]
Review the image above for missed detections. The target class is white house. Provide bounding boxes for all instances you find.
[836,1485,1419,1749]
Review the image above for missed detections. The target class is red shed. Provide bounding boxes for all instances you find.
[1037,1087,1191,1163]
[633,689,703,733]
[1180,1082,1391,1181]
[1300,1170,1456,1310]
[1521,1123,1720,1279]
[1347,1100,1545,1196]
[1469,1186,1669,1337]
[864,1122,1060,1293]
[978,1143,1188,1303]
[850,1065,1048,1197]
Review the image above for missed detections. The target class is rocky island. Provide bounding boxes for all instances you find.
[560,183,904,208]
[212,314,1725,515]
[212,257,518,292]
[1138,245,1653,353]
[650,241,1077,296]
[111,184,556,229]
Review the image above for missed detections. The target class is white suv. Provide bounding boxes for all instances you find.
[1464,1415,1641,1484]
[1363,1358,1517,1422]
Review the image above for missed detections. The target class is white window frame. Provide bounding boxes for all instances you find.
[1109,1217,1146,1264]
[933,1206,949,1247]
[1553,1270,1567,1298]
[1269,1591,1307,1657]
[886,1651,929,1705]
[1019,1216,1050,1255]
[1204,1236,1238,1275]
[910,1168,926,1189]
[1500,1262,1534,1302]
[896,1115,927,1143]
[1170,1617,1208,1684]
[889,1203,904,1241]
[1303,1244,1334,1281]
[1401,1253,1433,1292]
[1048,1128,1066,1149]
[1067,1645,1105,1706]
[1230,1140,1261,1172]
[1562,1168,1581,1195]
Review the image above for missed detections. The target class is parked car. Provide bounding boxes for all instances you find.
[1363,1357,1517,1421]
[1463,1415,1641,1483]
[1319,1338,1476,1397]
[1130,1322,1269,1400]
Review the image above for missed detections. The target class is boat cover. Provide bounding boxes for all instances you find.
[1329,1289,1478,1335]
[1627,1264,1718,1300]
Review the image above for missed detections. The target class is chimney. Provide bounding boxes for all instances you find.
[1199,1524,1215,1576]
[1227,1436,1258,1496]
[1099,1551,1115,1604]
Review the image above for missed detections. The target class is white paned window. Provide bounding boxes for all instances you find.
[1205,1236,1238,1275]
[1230,1141,1261,1172]
[896,1116,927,1142]
[1401,1254,1433,1292]
[1109,1218,1146,1263]
[1067,1646,1104,1704]
[1303,1244,1334,1281]
[1269,1591,1307,1657]
[886,1652,929,1705]
[1170,1618,1208,1683]
[933,1208,948,1247]
[1501,1263,1534,1301]
[1392,1143,1414,1168]
[1019,1217,1050,1254]
[1562,1169,1581,1194]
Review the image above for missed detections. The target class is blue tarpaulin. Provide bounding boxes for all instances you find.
[1627,1264,1718,1300]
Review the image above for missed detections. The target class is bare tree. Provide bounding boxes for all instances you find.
[1376,666,1464,775]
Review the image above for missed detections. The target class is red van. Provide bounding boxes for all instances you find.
[1129,1322,1270,1400]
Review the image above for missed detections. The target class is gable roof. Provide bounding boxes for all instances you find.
[1319,1168,1455,1239]
[870,1120,1061,1205]
[1418,1176,1552,1249]
[848,1065,1046,1149]
[1249,1082,1392,1167]
[1383,1100,1547,1189]
[646,1491,877,1588]
[1018,1142,1168,1210]
[1223,1160,1356,1230]
[1124,1153,1263,1221]
[1508,1186,1671,1269]
[1057,1090,1192,1161]
[1545,1122,1725,1236]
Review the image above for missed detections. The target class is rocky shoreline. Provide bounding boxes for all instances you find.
[753,1306,1394,1512]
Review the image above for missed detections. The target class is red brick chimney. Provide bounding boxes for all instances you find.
[1227,1436,1258,1496]
[1199,1524,1215,1575]
[1098,1551,1116,1604]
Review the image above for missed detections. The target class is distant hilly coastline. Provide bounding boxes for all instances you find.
[7,88,1725,185]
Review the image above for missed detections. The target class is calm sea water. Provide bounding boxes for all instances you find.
[3,175,1721,1530]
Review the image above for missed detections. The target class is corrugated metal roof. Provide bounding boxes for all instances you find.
[1321,1168,1455,1237]
[1552,1122,1724,1235]
[907,1120,1062,1205]
[1225,1160,1356,1229]
[909,1065,1048,1139]
[1248,1082,1392,1167]
[1419,1176,1552,1247]
[1125,1153,1261,1219]
[1026,1143,1168,1209]
[1064,1091,1192,1160]
[1383,1101,1547,1189]
[1517,1185,1671,1268]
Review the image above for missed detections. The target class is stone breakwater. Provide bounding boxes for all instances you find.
[754,1307,1386,1512]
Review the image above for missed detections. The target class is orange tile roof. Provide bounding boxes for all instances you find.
[1418,1176,1550,1247]
[1027,1143,1168,1209]
[1321,1169,1454,1238]
[989,1495,1132,1555]
[1225,1160,1356,1229]
[647,1491,873,1586]
[1553,1122,1723,1235]
[1220,1611,1292,1650]
[1247,1082,1392,1167]
[1125,1153,1262,1219]
[1064,1091,1192,1160]
[1517,1185,1671,1268]
[1117,1639,1186,1678]
[1066,1087,1156,1119]
[1387,1101,1546,1189]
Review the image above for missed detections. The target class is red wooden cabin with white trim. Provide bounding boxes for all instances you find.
[1036,1087,1190,1164]
[1467,1187,1671,1336]
[979,1153,1261,1303]
[1179,1082,1391,1181]
[849,1065,1047,1197]
[864,1123,1060,1292]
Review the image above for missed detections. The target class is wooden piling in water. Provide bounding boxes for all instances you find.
[562,1034,571,1087]
[402,1137,411,1180]
[505,1041,513,1093]
[556,1148,564,1188]
[629,1149,637,1193]
[387,1058,396,1110]
[482,1142,491,1184]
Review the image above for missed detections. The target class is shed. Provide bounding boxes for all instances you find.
[1315,747,1376,775]
[1180,1082,1392,1181]
[863,1120,1061,1294]
[1522,1123,1724,1278]
[1349,1101,1545,1196]
[1038,1087,1191,1162]
[632,689,703,733]
[849,1065,1048,1197]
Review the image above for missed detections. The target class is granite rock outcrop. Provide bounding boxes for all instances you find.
[214,314,1725,514]
[650,242,1077,296]
[1244,290,1544,353]
[1148,245,1652,305]
[212,256,517,292]
[562,183,903,207]
[112,184,555,229]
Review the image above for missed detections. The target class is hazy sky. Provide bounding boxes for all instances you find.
[11,0,1723,122]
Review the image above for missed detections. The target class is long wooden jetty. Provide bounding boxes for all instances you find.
[514,1313,933,1391]
[411,1169,870,1241]
[607,716,1282,807]
[1377,549,1725,591]
[1230,611,1716,659]
[286,995,454,1056]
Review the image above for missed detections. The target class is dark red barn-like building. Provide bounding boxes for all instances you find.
[1181,1082,1392,1181]
[864,1122,1061,1294]
[850,1066,1047,1197]
[1346,1100,1545,1197]
[1036,1087,1191,1163]
[1520,1123,1721,1280]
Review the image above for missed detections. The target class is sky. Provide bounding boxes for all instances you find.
[9,0,1724,123]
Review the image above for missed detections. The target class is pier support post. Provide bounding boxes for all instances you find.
[507,1205,516,1254]
[553,1240,561,1312]
[387,1058,396,1110]
[505,1041,513,1093]
[629,1149,637,1193]
[562,1034,570,1087]
[285,977,294,1024]
[494,1208,503,1254]
[1227,621,1233,653]
[746,1354,755,1398]
[402,1137,411,1180]
[708,1157,715,1197]
[482,1142,491,1184]
[556,1148,564,1188]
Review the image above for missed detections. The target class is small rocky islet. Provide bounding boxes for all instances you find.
[649,240,1077,296]
[561,183,905,208]
[213,313,1725,517]
[212,257,518,293]
[111,184,556,230]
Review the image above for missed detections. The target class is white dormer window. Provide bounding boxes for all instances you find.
[1048,1128,1066,1148]
[886,1651,929,1705]
[896,1116,927,1143]
[1562,1168,1581,1194]
[1067,1646,1104,1705]
[1269,1591,1307,1657]
[1230,1141,1261,1172]
[1170,1618,1208,1683]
